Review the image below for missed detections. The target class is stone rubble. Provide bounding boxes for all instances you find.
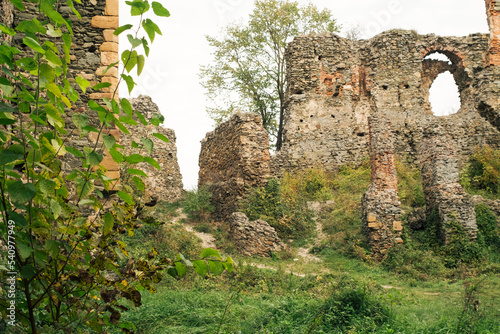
[228,212,285,257]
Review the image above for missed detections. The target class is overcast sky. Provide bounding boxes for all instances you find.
[120,0,490,189]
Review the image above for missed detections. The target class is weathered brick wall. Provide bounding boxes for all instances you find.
[229,212,284,257]
[275,30,500,174]
[198,113,271,221]
[419,123,477,243]
[121,95,183,203]
[362,112,402,260]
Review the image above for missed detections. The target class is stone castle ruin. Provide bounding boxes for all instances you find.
[199,1,500,257]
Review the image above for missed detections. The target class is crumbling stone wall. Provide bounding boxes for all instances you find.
[275,27,500,174]
[419,123,477,243]
[229,212,285,257]
[485,0,500,66]
[121,95,183,203]
[198,113,271,220]
[362,112,402,259]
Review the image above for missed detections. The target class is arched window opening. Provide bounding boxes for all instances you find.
[422,52,461,116]
[429,71,461,116]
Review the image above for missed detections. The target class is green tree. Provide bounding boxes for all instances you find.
[200,0,340,150]
[0,1,232,333]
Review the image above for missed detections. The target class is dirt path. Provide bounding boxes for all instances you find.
[173,208,217,249]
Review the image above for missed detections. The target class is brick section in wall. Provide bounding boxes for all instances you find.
[90,0,120,184]
[485,0,500,66]
[361,112,402,260]
[198,113,272,221]
[419,122,477,244]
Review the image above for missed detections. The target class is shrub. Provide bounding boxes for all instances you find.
[182,186,215,222]
[396,158,425,209]
[240,177,315,240]
[461,146,500,197]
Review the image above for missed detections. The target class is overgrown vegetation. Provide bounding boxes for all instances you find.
[460,145,500,198]
[181,186,215,222]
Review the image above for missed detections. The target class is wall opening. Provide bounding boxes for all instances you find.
[422,53,461,116]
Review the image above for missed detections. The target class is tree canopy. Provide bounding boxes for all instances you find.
[200,0,340,150]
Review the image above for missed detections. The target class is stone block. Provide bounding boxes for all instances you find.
[101,51,119,66]
[103,29,119,43]
[393,221,403,231]
[100,42,118,53]
[89,93,114,100]
[367,212,377,222]
[105,0,119,16]
[91,16,118,29]
[368,222,382,229]
[96,66,118,77]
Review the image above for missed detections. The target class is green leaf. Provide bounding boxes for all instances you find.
[150,113,164,126]
[113,116,130,135]
[50,199,62,219]
[152,132,169,143]
[137,55,145,76]
[76,76,90,93]
[152,2,170,17]
[208,260,224,275]
[45,103,65,129]
[201,248,221,259]
[0,102,16,113]
[46,24,62,37]
[23,36,45,54]
[192,260,208,276]
[125,154,144,164]
[72,113,88,130]
[62,33,71,62]
[76,179,94,199]
[141,137,153,154]
[45,239,61,258]
[0,112,16,125]
[142,38,150,57]
[8,181,37,204]
[114,24,133,36]
[44,49,62,66]
[46,83,71,108]
[222,257,234,273]
[8,0,24,11]
[0,150,23,166]
[65,146,84,158]
[103,212,114,236]
[174,262,187,277]
[88,99,108,113]
[127,34,142,49]
[103,134,117,151]
[144,157,160,169]
[121,74,136,94]
[132,176,145,192]
[142,18,162,43]
[125,50,138,73]
[119,116,138,125]
[135,110,148,125]
[110,148,125,163]
[120,98,134,118]
[86,151,103,167]
[92,82,112,91]
[127,169,147,177]
[118,191,134,205]
[126,0,150,16]
[0,23,16,36]
[38,179,56,195]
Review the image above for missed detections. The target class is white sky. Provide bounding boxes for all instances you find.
[120,0,490,189]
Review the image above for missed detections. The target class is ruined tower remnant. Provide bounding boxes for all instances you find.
[362,112,402,259]
[419,123,477,244]
[198,113,272,220]
[121,96,184,203]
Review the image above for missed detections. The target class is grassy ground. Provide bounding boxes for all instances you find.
[114,153,500,333]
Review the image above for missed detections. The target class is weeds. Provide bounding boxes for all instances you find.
[182,186,215,222]
[460,145,500,198]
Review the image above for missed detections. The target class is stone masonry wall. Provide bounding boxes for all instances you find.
[485,0,500,66]
[419,123,477,243]
[198,113,272,221]
[121,95,183,203]
[362,112,402,260]
[229,212,285,257]
[275,27,500,175]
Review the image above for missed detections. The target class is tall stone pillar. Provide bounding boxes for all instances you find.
[362,112,403,260]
